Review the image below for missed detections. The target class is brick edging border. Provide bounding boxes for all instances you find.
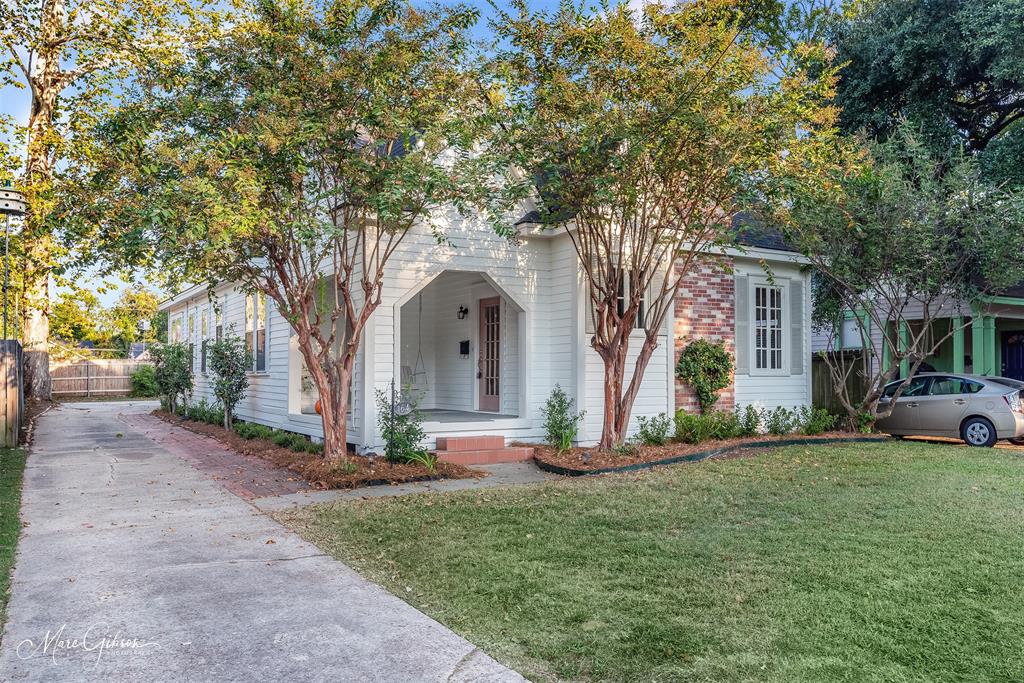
[534,436,891,477]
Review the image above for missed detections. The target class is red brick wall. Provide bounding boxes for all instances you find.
[674,256,735,413]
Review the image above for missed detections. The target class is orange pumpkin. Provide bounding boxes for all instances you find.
[314,399,322,414]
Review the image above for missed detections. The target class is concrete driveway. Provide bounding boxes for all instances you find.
[0,401,523,682]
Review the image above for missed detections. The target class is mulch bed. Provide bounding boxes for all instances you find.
[531,432,889,476]
[153,411,482,490]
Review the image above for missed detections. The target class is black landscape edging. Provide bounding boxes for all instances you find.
[534,436,890,477]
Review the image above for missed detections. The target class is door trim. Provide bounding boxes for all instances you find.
[478,297,500,412]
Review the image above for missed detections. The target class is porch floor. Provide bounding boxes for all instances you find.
[420,409,517,423]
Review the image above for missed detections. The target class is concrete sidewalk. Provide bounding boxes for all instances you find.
[0,401,523,682]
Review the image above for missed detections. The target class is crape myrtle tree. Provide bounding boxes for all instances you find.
[0,0,219,397]
[93,0,505,460]
[779,124,1024,428]
[487,0,835,447]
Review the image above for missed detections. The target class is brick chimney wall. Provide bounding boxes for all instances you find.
[674,256,736,414]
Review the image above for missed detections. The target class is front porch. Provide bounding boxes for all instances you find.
[396,269,530,450]
[888,298,1024,379]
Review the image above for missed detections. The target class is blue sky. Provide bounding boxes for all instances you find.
[0,0,640,306]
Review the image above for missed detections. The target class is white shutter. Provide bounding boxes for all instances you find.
[734,275,749,374]
[790,279,805,375]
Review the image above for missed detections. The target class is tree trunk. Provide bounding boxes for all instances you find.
[598,346,626,447]
[20,0,67,400]
[22,257,51,399]
[596,332,662,448]
[294,330,353,461]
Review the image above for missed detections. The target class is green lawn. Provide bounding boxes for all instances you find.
[277,442,1024,682]
[0,448,26,627]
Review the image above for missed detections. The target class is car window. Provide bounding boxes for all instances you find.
[929,378,961,395]
[962,380,984,394]
[928,377,984,395]
[883,376,930,398]
[990,377,1024,389]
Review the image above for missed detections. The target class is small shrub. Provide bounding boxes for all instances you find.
[856,411,875,434]
[765,406,797,435]
[611,441,638,457]
[636,413,672,446]
[674,411,704,444]
[799,406,837,436]
[208,335,251,430]
[306,441,324,456]
[675,339,733,413]
[152,342,193,414]
[253,424,275,440]
[271,430,294,448]
[708,410,742,440]
[325,459,359,476]
[737,405,762,437]
[405,450,439,474]
[376,387,426,463]
[541,385,585,451]
[183,397,220,424]
[674,409,741,444]
[130,365,159,397]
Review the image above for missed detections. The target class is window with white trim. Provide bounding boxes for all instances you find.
[170,317,182,343]
[614,268,646,329]
[200,307,210,373]
[187,311,196,371]
[245,292,267,372]
[753,284,784,371]
[588,267,647,333]
[214,301,223,342]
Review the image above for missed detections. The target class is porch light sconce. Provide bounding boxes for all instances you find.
[457,305,469,320]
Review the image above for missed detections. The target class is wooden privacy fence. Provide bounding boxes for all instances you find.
[50,359,153,398]
[812,351,870,416]
[0,341,23,447]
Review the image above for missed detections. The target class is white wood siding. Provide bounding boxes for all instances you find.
[733,258,812,411]
[165,284,363,443]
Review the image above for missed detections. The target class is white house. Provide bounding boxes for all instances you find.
[160,212,813,455]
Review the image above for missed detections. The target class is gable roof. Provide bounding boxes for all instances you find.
[514,208,800,254]
[731,211,796,253]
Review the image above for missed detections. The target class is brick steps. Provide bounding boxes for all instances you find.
[434,435,533,465]
[436,446,534,465]
[435,435,505,452]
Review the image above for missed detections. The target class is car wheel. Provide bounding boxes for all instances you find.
[961,417,997,448]
[1010,437,1024,446]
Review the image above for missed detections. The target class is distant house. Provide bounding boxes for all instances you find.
[128,343,152,361]
[812,284,1024,382]
[160,212,812,452]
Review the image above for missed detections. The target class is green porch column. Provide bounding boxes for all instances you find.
[984,316,997,375]
[898,321,910,378]
[952,316,965,374]
[971,309,986,375]
[882,329,892,375]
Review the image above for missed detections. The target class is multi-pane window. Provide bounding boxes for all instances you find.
[215,302,223,342]
[200,308,210,374]
[188,312,196,370]
[245,292,267,372]
[614,268,646,329]
[753,285,784,371]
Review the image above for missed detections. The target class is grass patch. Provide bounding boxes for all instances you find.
[0,448,26,628]
[278,442,1024,682]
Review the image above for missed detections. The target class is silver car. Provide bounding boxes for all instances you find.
[876,373,1024,447]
